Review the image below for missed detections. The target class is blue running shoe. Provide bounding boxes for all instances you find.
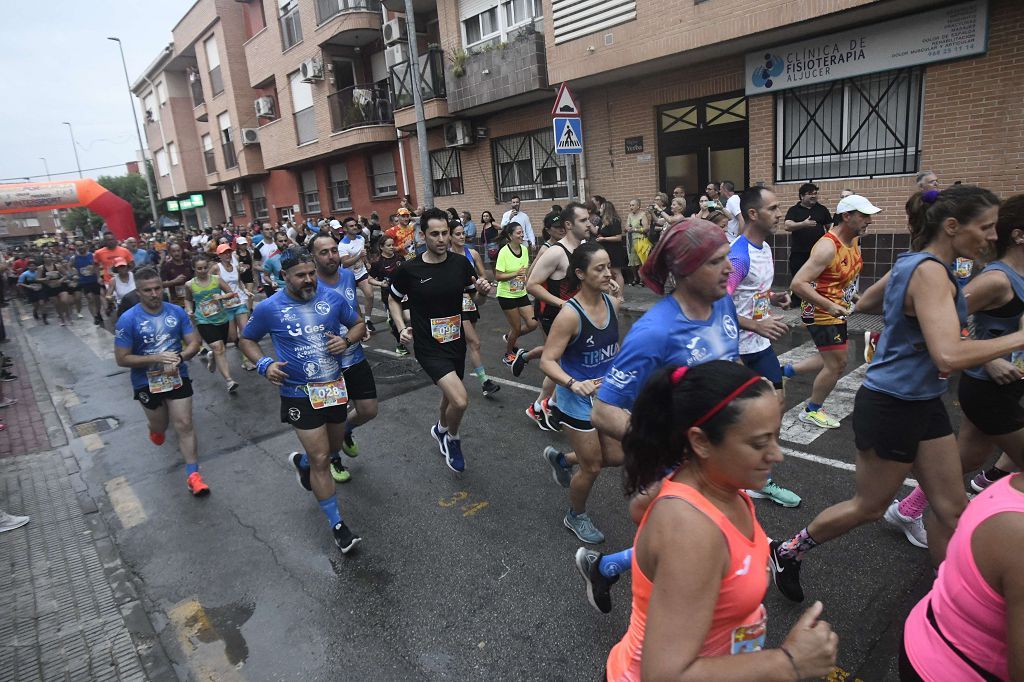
[444,435,465,473]
[430,423,448,457]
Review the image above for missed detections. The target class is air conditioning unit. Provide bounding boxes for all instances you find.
[444,120,474,148]
[231,182,244,194]
[241,128,260,145]
[300,57,324,82]
[385,43,409,68]
[254,96,276,118]
[382,18,407,46]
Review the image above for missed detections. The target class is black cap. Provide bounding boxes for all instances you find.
[279,245,313,272]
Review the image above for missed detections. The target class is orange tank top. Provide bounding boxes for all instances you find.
[800,231,862,326]
[606,478,770,681]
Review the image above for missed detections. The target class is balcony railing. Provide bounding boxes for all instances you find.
[190,76,205,107]
[280,5,303,50]
[328,83,393,133]
[315,0,381,24]
[390,47,446,110]
[204,149,216,174]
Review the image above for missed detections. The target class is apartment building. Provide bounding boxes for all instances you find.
[394,0,1017,283]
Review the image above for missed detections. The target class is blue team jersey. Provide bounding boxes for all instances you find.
[597,294,740,409]
[241,285,360,398]
[71,254,98,283]
[264,254,285,287]
[114,303,195,390]
[317,270,364,368]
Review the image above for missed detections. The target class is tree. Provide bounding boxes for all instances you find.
[61,166,156,236]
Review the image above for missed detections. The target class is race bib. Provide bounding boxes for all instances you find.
[954,258,973,280]
[430,315,461,343]
[79,265,94,276]
[221,293,242,309]
[509,276,526,294]
[842,279,859,306]
[751,291,771,320]
[147,368,182,394]
[730,608,767,655]
[462,293,477,312]
[198,299,221,317]
[173,286,187,300]
[800,299,814,318]
[1013,351,1024,372]
[307,378,348,409]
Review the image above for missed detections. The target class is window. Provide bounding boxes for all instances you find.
[289,71,316,145]
[168,142,179,166]
[492,129,574,201]
[143,93,158,122]
[329,162,351,211]
[279,0,303,50]
[232,191,246,216]
[202,134,216,173]
[463,7,499,46]
[369,152,397,197]
[251,181,269,220]
[204,36,224,96]
[430,149,463,196]
[155,149,169,177]
[504,0,541,28]
[551,0,633,44]
[300,169,321,214]
[156,80,168,105]
[776,67,923,181]
[218,112,237,169]
[189,69,205,107]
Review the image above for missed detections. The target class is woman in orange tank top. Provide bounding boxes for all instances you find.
[606,361,838,680]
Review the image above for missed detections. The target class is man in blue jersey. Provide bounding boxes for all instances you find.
[259,231,289,293]
[70,239,103,325]
[114,267,208,497]
[310,233,378,483]
[239,246,367,554]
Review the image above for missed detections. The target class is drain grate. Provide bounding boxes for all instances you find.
[72,417,120,438]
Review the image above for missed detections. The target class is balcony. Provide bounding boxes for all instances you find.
[328,83,393,133]
[315,0,381,25]
[446,25,548,114]
[392,47,450,131]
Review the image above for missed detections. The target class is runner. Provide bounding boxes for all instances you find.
[524,203,590,430]
[260,232,290,293]
[69,239,103,325]
[727,187,801,507]
[216,244,255,371]
[183,253,239,393]
[539,242,622,544]
[40,254,70,326]
[93,232,134,284]
[160,242,194,309]
[496,222,538,371]
[239,246,365,554]
[387,208,493,473]
[577,219,740,613]
[449,222,500,397]
[385,208,416,258]
[310,233,378,484]
[783,195,873,429]
[769,186,1017,603]
[234,237,256,302]
[106,258,136,312]
[603,361,838,680]
[338,217,376,332]
[17,261,44,322]
[113,267,209,497]
[367,235,408,356]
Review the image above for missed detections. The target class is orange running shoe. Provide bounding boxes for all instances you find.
[187,471,210,497]
[149,431,166,446]
[863,331,881,364]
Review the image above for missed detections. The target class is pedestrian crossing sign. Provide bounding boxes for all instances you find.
[553,117,583,155]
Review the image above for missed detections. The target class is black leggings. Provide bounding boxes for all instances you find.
[898,636,924,681]
[382,288,402,344]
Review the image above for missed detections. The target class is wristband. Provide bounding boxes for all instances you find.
[779,646,800,681]
[256,356,274,376]
[566,378,575,389]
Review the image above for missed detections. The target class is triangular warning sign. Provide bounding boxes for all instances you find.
[551,82,580,117]
[557,121,580,150]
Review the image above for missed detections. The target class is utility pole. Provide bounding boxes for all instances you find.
[108,36,160,229]
[401,0,433,209]
[39,157,52,181]
[62,122,83,178]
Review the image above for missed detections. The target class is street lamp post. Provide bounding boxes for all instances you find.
[61,122,83,178]
[39,157,51,181]
[108,36,160,231]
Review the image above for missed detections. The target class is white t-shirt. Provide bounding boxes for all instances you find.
[501,209,535,246]
[337,235,367,278]
[728,235,775,355]
[725,194,742,240]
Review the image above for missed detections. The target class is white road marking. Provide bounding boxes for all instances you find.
[781,363,868,445]
[782,447,917,488]
[486,376,543,393]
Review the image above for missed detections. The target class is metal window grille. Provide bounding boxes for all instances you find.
[776,68,923,181]
[492,129,574,202]
[430,149,463,197]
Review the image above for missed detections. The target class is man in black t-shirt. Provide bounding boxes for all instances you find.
[389,208,492,474]
[783,182,833,307]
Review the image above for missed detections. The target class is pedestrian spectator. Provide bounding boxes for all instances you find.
[721,179,743,239]
[783,182,832,308]
[595,200,626,290]
[648,192,672,244]
[625,199,650,281]
[706,209,730,232]
[916,170,939,191]
[501,195,536,249]
[481,210,499,263]
[670,185,696,216]
[461,211,476,245]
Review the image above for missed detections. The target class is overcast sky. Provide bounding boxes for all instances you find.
[0,0,197,184]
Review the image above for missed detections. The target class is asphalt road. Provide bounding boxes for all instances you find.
[23,293,959,682]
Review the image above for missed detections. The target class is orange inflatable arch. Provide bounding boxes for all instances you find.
[0,179,138,240]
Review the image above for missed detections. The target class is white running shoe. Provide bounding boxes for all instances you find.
[883,499,928,549]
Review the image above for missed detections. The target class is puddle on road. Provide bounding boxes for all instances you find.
[328,558,395,595]
[169,597,255,676]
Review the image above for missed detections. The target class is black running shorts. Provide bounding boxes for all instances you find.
[342,359,377,401]
[958,373,1024,436]
[852,386,952,463]
[196,322,230,345]
[280,395,347,430]
[416,350,466,384]
[807,323,848,351]
[134,377,194,411]
[498,295,532,311]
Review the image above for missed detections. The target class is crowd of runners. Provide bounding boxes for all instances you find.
[4,172,1023,679]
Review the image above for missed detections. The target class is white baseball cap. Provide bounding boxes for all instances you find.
[835,195,881,215]
[329,219,342,229]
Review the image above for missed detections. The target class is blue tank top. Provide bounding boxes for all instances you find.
[560,294,619,381]
[864,251,968,400]
[72,254,98,284]
[964,261,1024,381]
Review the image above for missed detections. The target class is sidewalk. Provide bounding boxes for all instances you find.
[0,304,168,681]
